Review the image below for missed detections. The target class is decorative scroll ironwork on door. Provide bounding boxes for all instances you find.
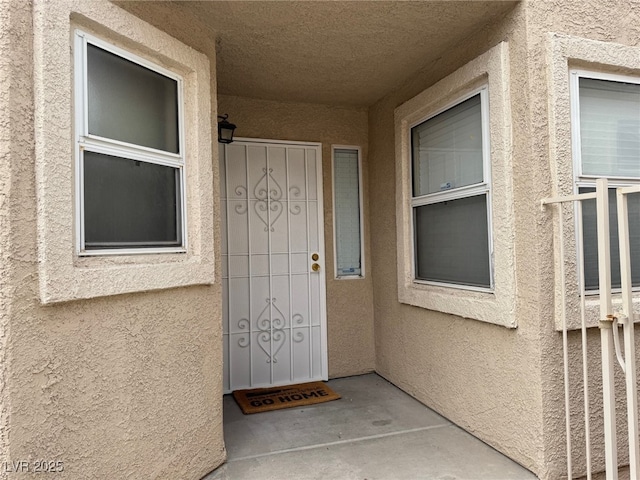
[221,141,327,392]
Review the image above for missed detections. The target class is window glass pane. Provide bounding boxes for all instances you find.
[412,94,483,196]
[579,78,640,177]
[414,194,490,287]
[83,151,181,248]
[87,44,179,153]
[580,187,640,290]
[334,149,362,276]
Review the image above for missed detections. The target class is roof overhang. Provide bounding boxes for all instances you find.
[118,1,519,107]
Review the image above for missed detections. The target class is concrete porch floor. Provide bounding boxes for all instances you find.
[204,374,538,480]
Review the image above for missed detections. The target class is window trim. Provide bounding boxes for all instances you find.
[331,145,365,280]
[34,1,215,304]
[408,86,494,292]
[546,33,640,330]
[74,30,188,256]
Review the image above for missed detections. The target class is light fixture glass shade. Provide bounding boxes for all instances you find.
[217,115,236,144]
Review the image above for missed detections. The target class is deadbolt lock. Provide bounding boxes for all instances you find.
[311,253,319,261]
[311,263,320,272]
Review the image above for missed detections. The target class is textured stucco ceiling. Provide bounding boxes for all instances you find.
[126,1,519,107]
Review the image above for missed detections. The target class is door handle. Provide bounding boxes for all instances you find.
[311,263,320,272]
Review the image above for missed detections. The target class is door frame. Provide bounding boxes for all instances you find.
[220,137,328,393]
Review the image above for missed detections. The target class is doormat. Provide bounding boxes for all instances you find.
[232,381,341,414]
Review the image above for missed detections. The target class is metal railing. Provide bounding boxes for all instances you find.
[542,178,640,480]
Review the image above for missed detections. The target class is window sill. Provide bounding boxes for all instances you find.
[555,292,640,331]
[413,279,493,294]
[77,247,187,257]
[399,281,516,328]
[41,253,214,304]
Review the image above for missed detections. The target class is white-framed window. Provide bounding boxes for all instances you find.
[410,88,493,290]
[74,31,186,255]
[332,146,364,279]
[571,69,640,291]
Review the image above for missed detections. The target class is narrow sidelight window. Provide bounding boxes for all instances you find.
[332,147,364,278]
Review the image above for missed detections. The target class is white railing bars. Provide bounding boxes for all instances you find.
[542,178,640,480]
[615,184,640,480]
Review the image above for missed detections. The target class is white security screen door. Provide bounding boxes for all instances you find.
[221,139,328,392]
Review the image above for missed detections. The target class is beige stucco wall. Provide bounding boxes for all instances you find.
[1,1,225,478]
[530,1,640,479]
[5,0,640,478]
[218,94,376,378]
[368,2,547,477]
[0,0,24,471]
[370,1,640,479]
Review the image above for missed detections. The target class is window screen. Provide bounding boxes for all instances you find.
[414,194,490,287]
[83,152,181,248]
[579,188,640,290]
[579,78,640,178]
[412,94,483,196]
[87,44,179,153]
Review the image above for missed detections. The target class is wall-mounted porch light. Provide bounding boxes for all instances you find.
[217,114,236,144]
